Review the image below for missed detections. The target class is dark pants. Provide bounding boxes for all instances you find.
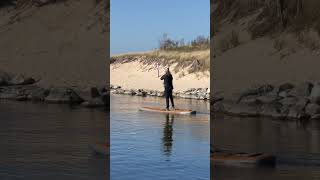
[165,88,174,109]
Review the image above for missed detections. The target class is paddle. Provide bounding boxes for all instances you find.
[155,62,160,78]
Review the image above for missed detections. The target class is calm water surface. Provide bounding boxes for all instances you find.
[110,94,210,180]
[0,100,108,180]
[212,113,320,180]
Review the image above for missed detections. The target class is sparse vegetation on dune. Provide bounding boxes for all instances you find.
[212,0,320,57]
[111,34,210,75]
[0,0,108,32]
[111,49,210,74]
[158,34,210,51]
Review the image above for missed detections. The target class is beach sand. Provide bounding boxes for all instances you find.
[0,0,108,88]
[110,61,210,92]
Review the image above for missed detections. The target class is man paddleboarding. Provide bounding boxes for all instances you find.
[160,68,175,111]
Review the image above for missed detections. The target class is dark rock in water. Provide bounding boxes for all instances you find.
[15,86,38,101]
[45,87,83,104]
[156,91,164,97]
[114,89,124,94]
[279,90,290,98]
[15,95,28,101]
[213,101,224,112]
[279,97,298,107]
[212,94,224,104]
[256,95,278,104]
[311,114,320,120]
[288,82,313,97]
[99,86,108,94]
[260,104,286,119]
[0,85,45,101]
[224,102,260,117]
[240,95,260,105]
[123,89,136,95]
[9,74,36,85]
[0,87,17,99]
[82,97,105,108]
[287,108,308,120]
[0,71,12,86]
[278,83,294,92]
[309,83,320,104]
[267,87,280,96]
[0,71,36,86]
[237,84,273,103]
[28,87,50,101]
[136,89,147,96]
[91,87,100,98]
[288,108,307,119]
[305,103,320,116]
[287,98,309,119]
[185,88,196,93]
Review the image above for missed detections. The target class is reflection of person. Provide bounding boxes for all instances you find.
[163,114,174,156]
[160,68,175,111]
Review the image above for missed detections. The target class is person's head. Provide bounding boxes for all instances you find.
[166,67,171,74]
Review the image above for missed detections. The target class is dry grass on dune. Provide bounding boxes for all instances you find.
[111,49,210,74]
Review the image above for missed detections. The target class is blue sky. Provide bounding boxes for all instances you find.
[110,0,210,55]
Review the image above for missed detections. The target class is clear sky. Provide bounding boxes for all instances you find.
[110,0,210,55]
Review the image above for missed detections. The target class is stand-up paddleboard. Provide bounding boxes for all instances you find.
[139,106,196,115]
[211,151,276,166]
[89,143,109,156]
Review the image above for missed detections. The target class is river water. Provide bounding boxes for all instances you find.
[212,113,320,180]
[0,100,108,180]
[110,94,210,180]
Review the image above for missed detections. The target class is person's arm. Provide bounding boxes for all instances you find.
[160,74,166,80]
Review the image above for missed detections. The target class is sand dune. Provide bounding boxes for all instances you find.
[212,36,320,99]
[111,60,209,92]
[0,0,108,88]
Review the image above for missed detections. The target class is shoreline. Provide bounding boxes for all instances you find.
[213,82,320,120]
[110,84,210,101]
[0,71,108,108]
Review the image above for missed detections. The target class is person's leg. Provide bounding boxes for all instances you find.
[169,89,174,108]
[165,89,169,110]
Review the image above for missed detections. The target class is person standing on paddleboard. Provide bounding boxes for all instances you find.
[160,68,175,111]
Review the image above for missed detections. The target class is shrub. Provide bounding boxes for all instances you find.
[217,30,240,52]
[158,34,209,51]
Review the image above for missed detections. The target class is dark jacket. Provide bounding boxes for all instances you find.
[160,73,173,90]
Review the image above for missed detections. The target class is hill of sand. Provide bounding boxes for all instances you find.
[111,51,210,92]
[0,0,108,88]
[212,0,320,99]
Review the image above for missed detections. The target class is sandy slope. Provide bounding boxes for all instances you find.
[111,61,209,92]
[0,0,108,88]
[212,37,320,98]
[212,1,320,99]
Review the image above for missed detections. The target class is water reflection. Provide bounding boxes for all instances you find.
[0,100,107,179]
[212,113,320,179]
[111,94,209,180]
[162,114,174,156]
